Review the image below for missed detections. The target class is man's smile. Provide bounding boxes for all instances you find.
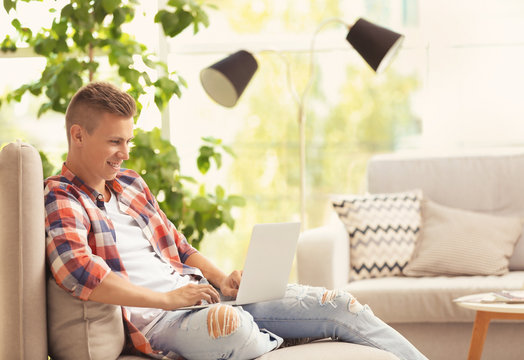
[107,160,121,170]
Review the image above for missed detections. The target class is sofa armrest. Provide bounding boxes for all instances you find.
[297,220,349,289]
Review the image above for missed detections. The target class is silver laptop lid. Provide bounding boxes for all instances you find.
[235,221,301,305]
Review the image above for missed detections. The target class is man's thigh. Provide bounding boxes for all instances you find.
[145,304,281,360]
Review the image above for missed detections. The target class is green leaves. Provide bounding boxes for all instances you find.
[155,9,191,38]
[0,15,32,52]
[39,150,59,179]
[125,129,244,249]
[3,0,16,13]
[0,35,16,52]
[197,137,234,174]
[33,36,56,56]
[154,75,183,110]
[155,0,210,37]
[101,0,120,13]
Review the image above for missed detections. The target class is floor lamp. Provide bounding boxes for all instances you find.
[200,18,404,228]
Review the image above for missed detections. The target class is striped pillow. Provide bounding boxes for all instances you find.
[332,190,422,281]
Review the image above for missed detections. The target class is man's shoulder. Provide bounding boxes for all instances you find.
[44,174,71,191]
[43,175,87,210]
[116,168,147,190]
[117,168,141,182]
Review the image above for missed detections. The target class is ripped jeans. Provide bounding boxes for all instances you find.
[145,284,427,360]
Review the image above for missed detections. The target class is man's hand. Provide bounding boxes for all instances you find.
[219,270,243,298]
[162,283,220,310]
[88,271,220,311]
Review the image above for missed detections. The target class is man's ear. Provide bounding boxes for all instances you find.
[70,124,84,146]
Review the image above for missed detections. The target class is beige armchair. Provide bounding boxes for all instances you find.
[0,141,398,360]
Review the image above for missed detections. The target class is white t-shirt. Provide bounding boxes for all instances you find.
[105,192,197,330]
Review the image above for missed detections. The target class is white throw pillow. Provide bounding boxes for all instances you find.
[403,198,524,277]
[332,190,422,281]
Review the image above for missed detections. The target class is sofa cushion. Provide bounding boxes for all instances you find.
[257,339,399,360]
[332,190,422,280]
[345,271,524,323]
[47,277,126,360]
[403,198,524,277]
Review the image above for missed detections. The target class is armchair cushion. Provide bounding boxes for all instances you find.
[47,277,126,360]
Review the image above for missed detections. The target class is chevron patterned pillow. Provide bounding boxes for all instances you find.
[332,190,422,281]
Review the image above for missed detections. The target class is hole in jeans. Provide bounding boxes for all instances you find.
[207,305,240,339]
[320,289,364,313]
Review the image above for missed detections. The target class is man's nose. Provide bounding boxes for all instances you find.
[119,144,130,160]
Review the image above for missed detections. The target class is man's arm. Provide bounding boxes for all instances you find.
[185,252,242,298]
[88,252,242,309]
[88,271,220,310]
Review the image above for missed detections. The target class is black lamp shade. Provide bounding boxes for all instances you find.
[346,18,404,73]
[201,19,404,107]
[200,50,258,107]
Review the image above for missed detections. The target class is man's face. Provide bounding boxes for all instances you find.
[76,112,134,191]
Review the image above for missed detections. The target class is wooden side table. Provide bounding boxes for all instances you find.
[455,295,524,360]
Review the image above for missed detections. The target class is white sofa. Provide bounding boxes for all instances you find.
[297,149,524,360]
[0,141,399,360]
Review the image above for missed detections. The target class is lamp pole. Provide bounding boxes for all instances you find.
[298,98,307,229]
[256,49,307,227]
[296,18,351,229]
[292,16,404,228]
[257,19,352,229]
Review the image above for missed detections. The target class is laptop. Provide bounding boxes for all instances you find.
[178,221,301,310]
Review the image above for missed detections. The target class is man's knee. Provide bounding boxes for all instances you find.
[206,305,279,359]
[319,289,364,313]
[207,304,241,339]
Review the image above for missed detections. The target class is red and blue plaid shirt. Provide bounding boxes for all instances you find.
[45,164,200,355]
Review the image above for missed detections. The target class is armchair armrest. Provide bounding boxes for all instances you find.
[296,220,349,289]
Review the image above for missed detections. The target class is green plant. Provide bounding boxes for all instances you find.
[126,128,245,249]
[2,0,245,248]
[39,149,58,179]
[1,0,211,114]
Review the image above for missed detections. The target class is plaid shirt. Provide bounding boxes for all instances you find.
[45,164,200,356]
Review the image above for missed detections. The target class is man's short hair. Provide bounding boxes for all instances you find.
[65,82,137,145]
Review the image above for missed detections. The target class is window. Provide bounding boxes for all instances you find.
[2,0,524,272]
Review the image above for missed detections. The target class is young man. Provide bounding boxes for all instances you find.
[45,82,427,360]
